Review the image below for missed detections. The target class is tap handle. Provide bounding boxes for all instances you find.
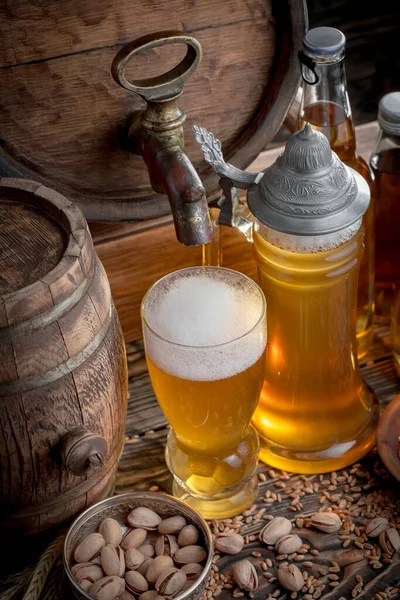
[193,125,262,188]
[111,30,202,102]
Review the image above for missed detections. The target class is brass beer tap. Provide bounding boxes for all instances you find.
[111,31,212,246]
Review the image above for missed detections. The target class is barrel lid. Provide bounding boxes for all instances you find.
[0,1,307,222]
[0,179,92,327]
[247,124,370,236]
[0,198,66,296]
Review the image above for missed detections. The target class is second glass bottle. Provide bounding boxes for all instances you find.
[297,27,375,359]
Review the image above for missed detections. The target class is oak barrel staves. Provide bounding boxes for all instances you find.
[0,178,128,533]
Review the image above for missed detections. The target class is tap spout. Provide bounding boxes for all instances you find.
[151,145,212,246]
[128,100,212,246]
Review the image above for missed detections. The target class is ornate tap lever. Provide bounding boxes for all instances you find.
[193,125,260,240]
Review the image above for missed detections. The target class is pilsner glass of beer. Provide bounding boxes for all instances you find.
[141,266,267,519]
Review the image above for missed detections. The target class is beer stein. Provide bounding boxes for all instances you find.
[194,123,380,473]
[141,266,267,518]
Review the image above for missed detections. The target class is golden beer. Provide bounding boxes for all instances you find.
[142,267,266,518]
[298,102,376,359]
[252,222,379,473]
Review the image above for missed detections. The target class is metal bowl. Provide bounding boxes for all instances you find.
[63,491,214,600]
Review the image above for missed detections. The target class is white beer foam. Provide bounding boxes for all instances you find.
[254,219,362,253]
[143,268,267,381]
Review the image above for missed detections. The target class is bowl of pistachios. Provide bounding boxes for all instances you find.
[63,492,213,600]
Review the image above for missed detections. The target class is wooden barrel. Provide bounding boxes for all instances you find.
[0,178,128,534]
[0,0,307,222]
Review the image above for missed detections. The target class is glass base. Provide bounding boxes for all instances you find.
[165,426,260,519]
[257,390,380,474]
[171,476,258,520]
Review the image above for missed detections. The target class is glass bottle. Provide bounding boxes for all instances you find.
[370,92,400,321]
[297,27,375,359]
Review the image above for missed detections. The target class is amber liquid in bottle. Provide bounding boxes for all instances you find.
[370,147,400,318]
[299,101,375,358]
[252,225,379,473]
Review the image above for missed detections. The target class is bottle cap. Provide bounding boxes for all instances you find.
[303,27,346,56]
[378,92,400,136]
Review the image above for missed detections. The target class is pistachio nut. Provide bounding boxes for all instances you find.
[125,548,145,570]
[379,528,400,554]
[127,507,162,531]
[119,593,136,600]
[259,517,292,545]
[178,525,200,547]
[365,516,389,538]
[275,534,303,555]
[232,559,258,592]
[139,591,160,600]
[146,555,174,584]
[214,533,244,555]
[138,544,155,559]
[158,516,187,535]
[71,561,104,583]
[121,528,148,551]
[79,579,92,592]
[137,558,154,577]
[101,545,125,577]
[174,545,207,564]
[277,564,303,592]
[125,571,149,595]
[336,549,366,567]
[155,566,187,597]
[98,518,123,547]
[181,563,203,580]
[155,534,179,557]
[74,533,106,563]
[310,512,342,533]
[89,576,125,600]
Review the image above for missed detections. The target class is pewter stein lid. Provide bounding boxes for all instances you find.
[247,123,370,236]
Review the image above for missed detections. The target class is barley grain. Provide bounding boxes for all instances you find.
[263,573,273,579]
